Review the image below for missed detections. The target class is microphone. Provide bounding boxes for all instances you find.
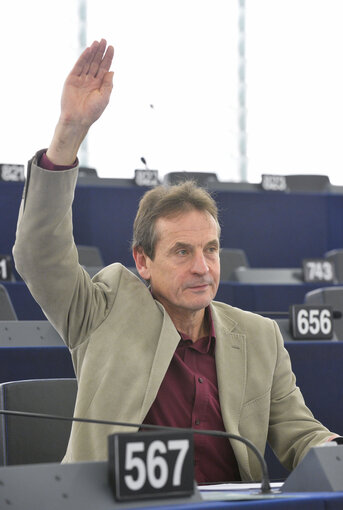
[140,157,149,169]
[0,408,272,493]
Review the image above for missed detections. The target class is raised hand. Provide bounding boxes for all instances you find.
[47,39,114,166]
[60,39,114,127]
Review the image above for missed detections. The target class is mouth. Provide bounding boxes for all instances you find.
[186,283,211,292]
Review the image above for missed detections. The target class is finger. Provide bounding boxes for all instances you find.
[70,41,99,77]
[83,40,102,75]
[88,39,108,77]
[95,45,114,80]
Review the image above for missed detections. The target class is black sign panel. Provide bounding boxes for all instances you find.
[302,258,335,283]
[108,430,194,502]
[290,304,334,339]
[0,164,25,182]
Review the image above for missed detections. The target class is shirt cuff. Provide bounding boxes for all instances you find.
[39,152,78,171]
[326,434,343,444]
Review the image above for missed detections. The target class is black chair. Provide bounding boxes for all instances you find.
[77,244,104,276]
[219,248,249,281]
[305,286,343,340]
[76,245,104,266]
[0,378,77,465]
[0,284,17,320]
[325,249,343,283]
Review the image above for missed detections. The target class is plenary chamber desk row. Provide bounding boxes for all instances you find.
[3,179,343,270]
[2,462,343,509]
[2,280,334,320]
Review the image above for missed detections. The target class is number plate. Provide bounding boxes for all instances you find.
[108,430,194,501]
[302,258,335,282]
[261,174,287,191]
[290,304,334,339]
[134,169,159,186]
[0,164,25,181]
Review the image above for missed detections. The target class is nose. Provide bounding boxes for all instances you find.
[191,251,209,275]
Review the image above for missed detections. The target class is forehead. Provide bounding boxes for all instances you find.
[155,209,219,243]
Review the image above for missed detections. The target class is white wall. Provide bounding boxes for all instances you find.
[1,1,343,184]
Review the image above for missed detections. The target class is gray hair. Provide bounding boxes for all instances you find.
[132,181,220,259]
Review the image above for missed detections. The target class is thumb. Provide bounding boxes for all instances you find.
[100,71,114,94]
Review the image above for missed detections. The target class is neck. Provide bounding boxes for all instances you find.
[170,308,209,343]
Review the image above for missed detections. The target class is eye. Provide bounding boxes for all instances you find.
[206,245,218,254]
[177,249,188,256]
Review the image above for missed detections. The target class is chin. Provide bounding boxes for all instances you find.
[187,297,213,311]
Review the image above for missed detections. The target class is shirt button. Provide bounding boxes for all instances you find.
[195,419,200,425]
[198,377,203,383]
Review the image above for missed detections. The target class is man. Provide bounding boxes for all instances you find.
[13,39,338,483]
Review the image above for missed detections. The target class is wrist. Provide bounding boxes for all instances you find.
[46,119,89,166]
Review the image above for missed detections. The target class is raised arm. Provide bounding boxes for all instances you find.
[13,40,116,349]
[47,39,114,166]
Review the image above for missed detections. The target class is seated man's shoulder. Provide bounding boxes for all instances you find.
[92,263,150,296]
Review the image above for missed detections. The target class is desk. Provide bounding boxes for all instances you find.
[1,459,343,509]
[0,346,75,383]
[215,282,331,312]
[173,493,343,509]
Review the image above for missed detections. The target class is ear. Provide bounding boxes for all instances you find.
[132,246,152,280]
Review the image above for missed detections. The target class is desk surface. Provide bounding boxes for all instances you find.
[1,459,343,510]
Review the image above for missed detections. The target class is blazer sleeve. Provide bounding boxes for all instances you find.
[12,151,117,348]
[267,320,331,469]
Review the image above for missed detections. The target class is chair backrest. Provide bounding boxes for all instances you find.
[325,249,343,283]
[163,171,219,187]
[0,284,17,320]
[219,248,249,281]
[305,286,343,340]
[286,174,331,193]
[78,166,98,178]
[234,267,303,284]
[76,245,104,267]
[275,318,294,342]
[0,320,64,346]
[0,378,77,465]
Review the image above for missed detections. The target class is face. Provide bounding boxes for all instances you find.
[139,209,220,319]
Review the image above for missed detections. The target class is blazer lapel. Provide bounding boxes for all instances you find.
[211,303,252,479]
[139,302,180,421]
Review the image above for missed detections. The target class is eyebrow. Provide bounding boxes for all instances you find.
[168,239,219,254]
[168,242,192,254]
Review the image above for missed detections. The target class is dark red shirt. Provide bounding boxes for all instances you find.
[39,152,241,483]
[142,314,240,483]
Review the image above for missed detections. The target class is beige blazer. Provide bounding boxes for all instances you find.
[13,152,333,481]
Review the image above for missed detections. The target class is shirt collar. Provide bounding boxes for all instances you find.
[178,307,216,353]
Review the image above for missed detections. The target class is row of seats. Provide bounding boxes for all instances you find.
[79,170,342,194]
[7,243,343,285]
[0,378,76,465]
[2,283,343,341]
[220,248,343,283]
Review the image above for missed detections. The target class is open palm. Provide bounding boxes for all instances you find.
[60,39,114,127]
